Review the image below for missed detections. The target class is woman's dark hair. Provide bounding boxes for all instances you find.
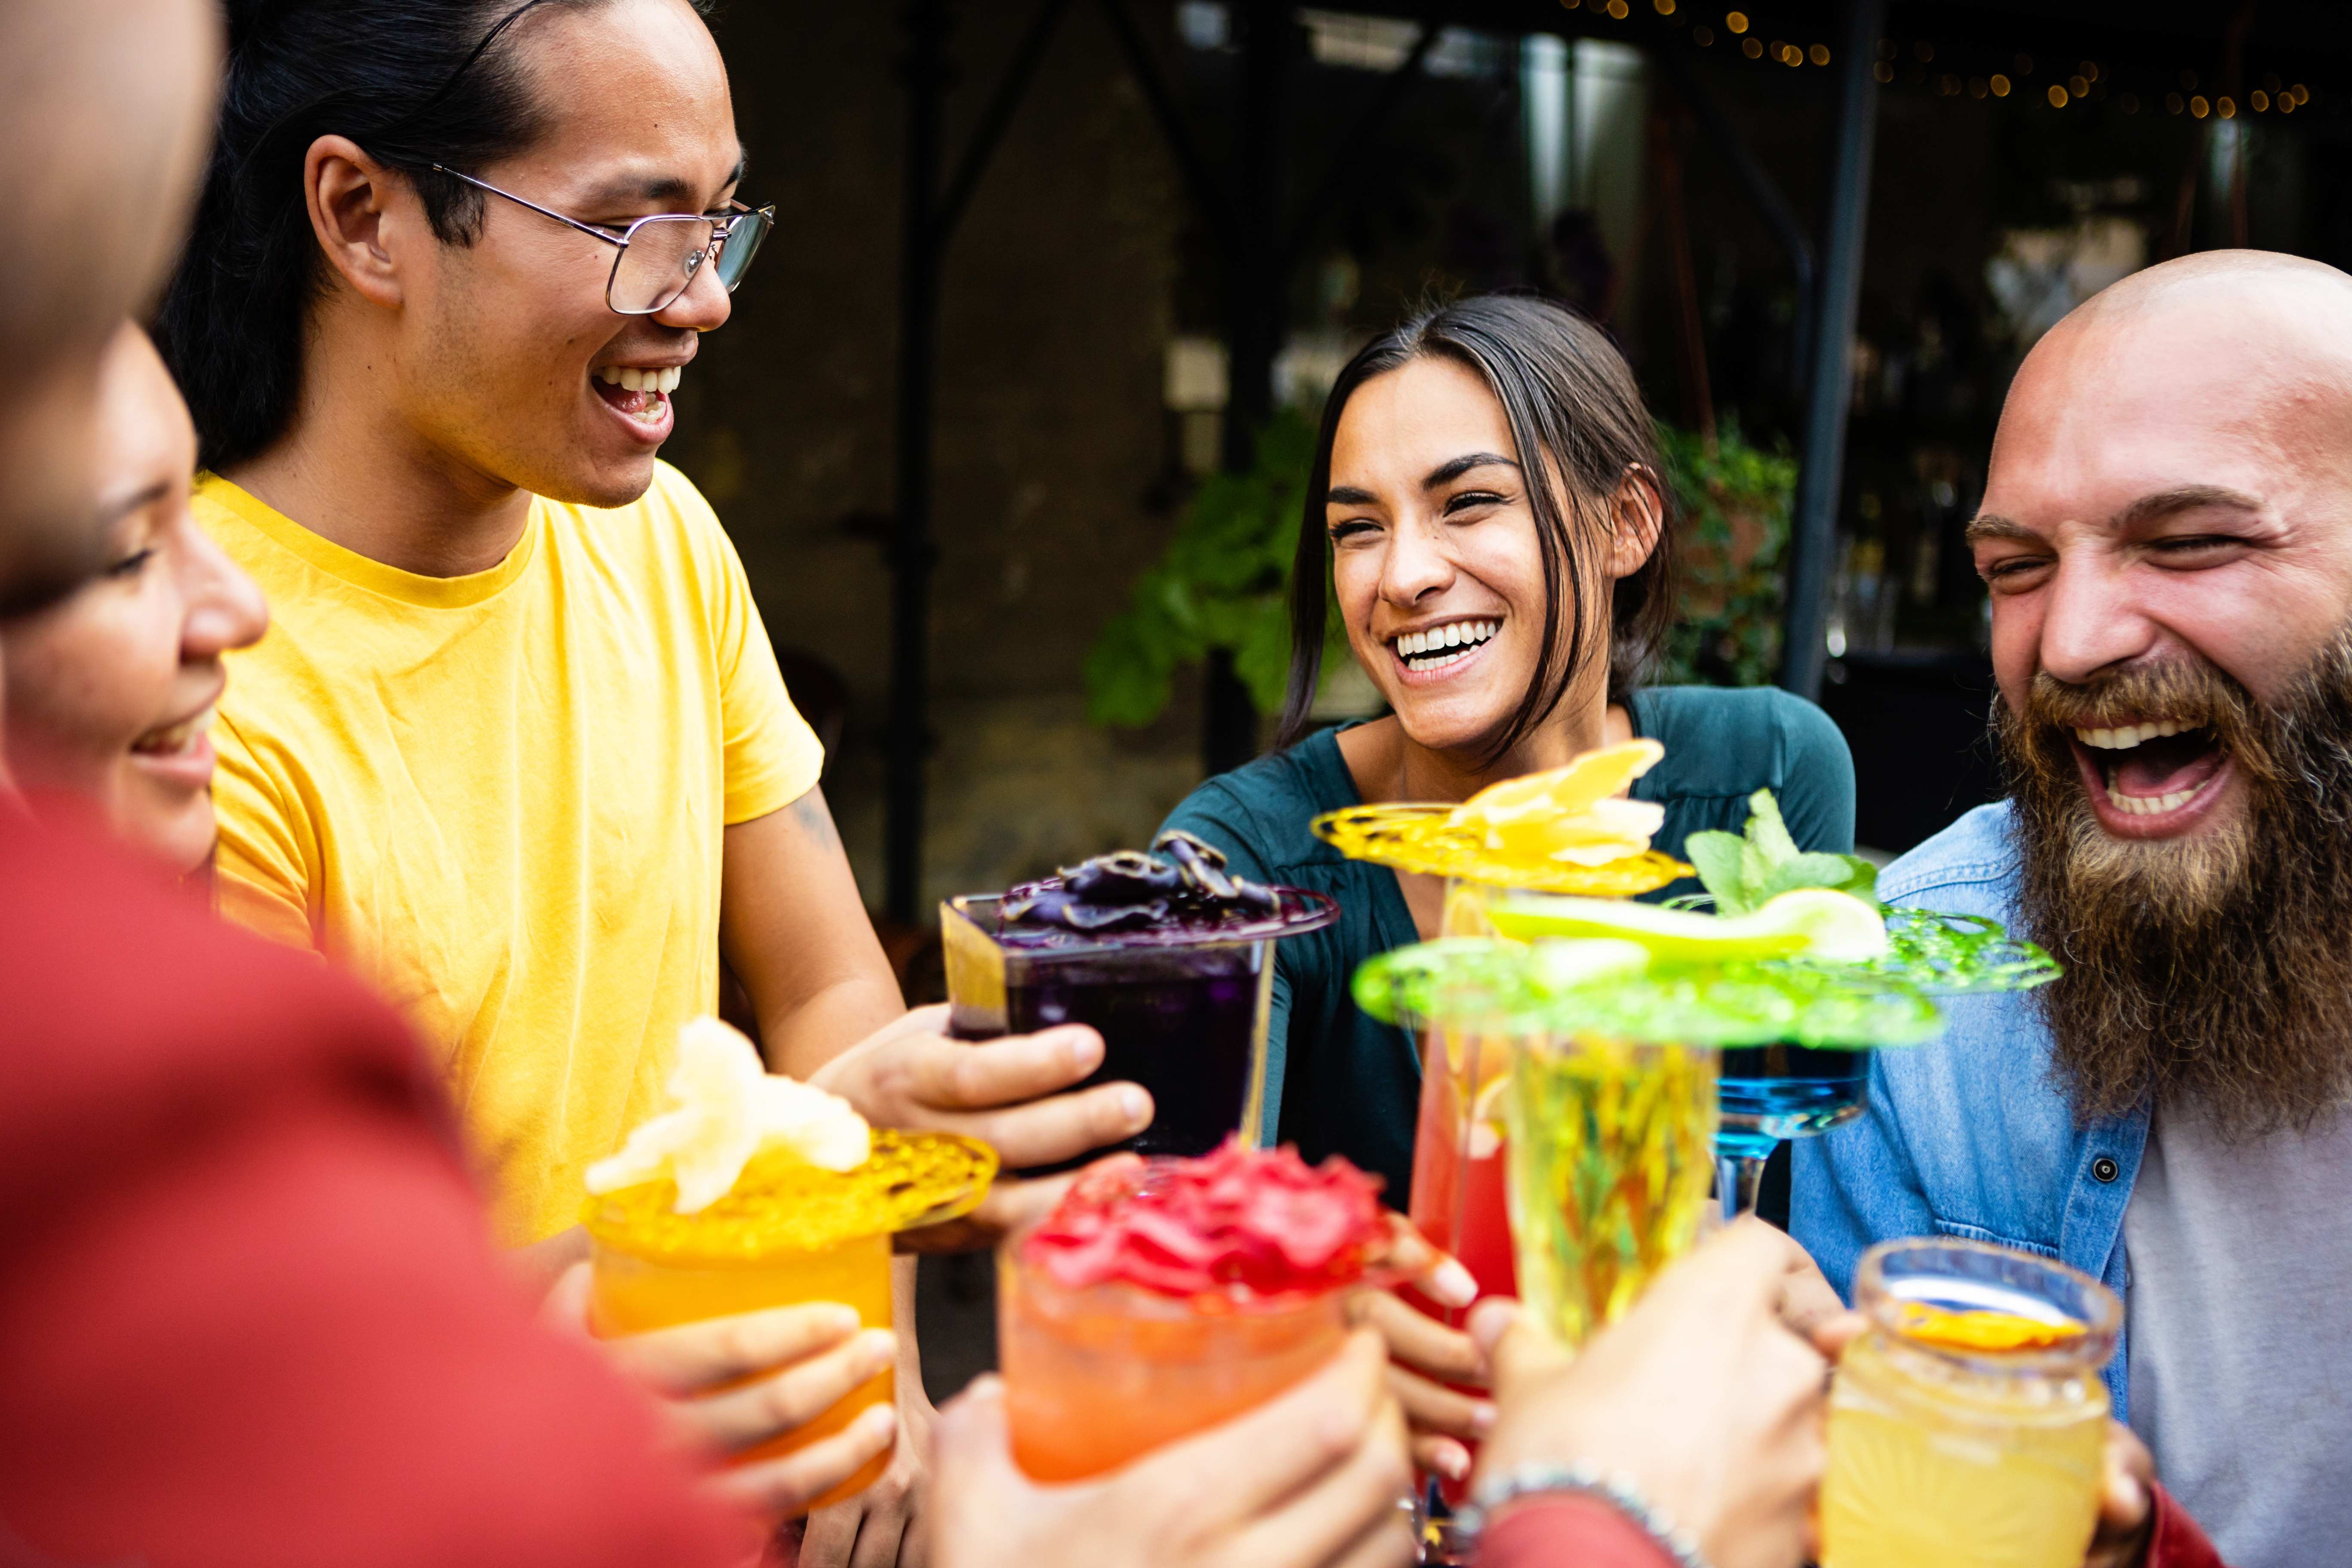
[156,0,705,472]
[1274,293,1676,754]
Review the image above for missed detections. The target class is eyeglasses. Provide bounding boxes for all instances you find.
[428,164,774,315]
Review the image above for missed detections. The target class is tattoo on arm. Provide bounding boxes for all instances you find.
[788,787,843,856]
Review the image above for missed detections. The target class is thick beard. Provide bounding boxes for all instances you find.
[1999,627,2352,1138]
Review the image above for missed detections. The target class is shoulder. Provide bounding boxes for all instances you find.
[1162,728,1357,875]
[1879,801,2020,905]
[0,817,431,1166]
[1635,685,1851,793]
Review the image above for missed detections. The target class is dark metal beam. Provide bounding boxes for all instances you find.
[1281,15,1438,269]
[1651,46,1817,388]
[1779,0,1884,702]
[886,0,950,926]
[935,0,1073,244]
[885,0,1070,923]
[1095,0,1234,243]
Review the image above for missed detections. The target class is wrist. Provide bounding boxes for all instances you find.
[1458,1462,1712,1568]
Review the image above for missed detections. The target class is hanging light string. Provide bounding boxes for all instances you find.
[1553,0,2325,119]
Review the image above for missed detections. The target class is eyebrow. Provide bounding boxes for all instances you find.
[582,154,748,212]
[1425,452,1520,488]
[92,480,171,528]
[1964,485,2265,546]
[1963,514,2034,545]
[1325,452,1521,509]
[2112,484,2262,529]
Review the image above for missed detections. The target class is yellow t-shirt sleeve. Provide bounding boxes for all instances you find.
[657,466,824,824]
[210,708,323,953]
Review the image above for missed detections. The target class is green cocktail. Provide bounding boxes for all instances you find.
[1360,930,1939,1347]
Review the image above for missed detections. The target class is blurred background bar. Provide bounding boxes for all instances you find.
[681,0,2352,970]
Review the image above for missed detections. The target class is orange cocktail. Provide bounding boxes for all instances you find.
[585,1125,995,1513]
[998,1139,1395,1481]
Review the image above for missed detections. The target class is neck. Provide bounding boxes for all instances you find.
[1384,686,1625,805]
[226,321,533,579]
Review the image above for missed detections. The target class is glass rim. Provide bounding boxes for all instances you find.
[1855,1236,2122,1374]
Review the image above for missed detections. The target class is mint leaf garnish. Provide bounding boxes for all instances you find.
[1681,790,1882,913]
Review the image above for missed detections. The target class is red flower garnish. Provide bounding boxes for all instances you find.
[1023,1138,1389,1299]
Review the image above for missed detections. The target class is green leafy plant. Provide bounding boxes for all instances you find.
[1684,789,1880,915]
[1654,420,1797,688]
[1085,408,1344,727]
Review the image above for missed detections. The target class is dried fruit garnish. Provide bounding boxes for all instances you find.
[1001,831,1280,934]
[1025,1138,1389,1300]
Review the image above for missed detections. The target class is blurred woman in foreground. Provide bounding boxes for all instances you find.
[0,322,266,870]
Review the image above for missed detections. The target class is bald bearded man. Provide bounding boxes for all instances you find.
[1797,251,2352,1568]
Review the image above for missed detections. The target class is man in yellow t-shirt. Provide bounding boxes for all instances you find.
[201,462,816,1243]
[157,0,1153,1284]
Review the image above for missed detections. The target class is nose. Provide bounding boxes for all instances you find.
[1380,514,1455,608]
[654,249,732,333]
[176,518,269,663]
[2036,548,2158,686]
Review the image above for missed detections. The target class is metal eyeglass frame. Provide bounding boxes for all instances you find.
[427,163,775,315]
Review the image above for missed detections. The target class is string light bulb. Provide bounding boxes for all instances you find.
[1725,10,1748,34]
[1990,74,2011,97]
[2047,83,2068,107]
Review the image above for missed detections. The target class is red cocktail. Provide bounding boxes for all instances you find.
[998,1139,1397,1480]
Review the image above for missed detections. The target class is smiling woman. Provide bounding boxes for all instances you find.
[1160,295,1858,1206]
[1,322,268,873]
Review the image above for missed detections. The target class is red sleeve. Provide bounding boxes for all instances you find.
[2146,1484,2230,1568]
[0,814,753,1568]
[0,1081,756,1568]
[1477,1495,1678,1568]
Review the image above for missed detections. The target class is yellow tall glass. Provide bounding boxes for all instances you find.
[1822,1238,2121,1568]
[1503,1029,1717,1346]
[583,1131,995,1515]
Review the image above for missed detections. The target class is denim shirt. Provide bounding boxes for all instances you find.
[1791,801,2148,1415]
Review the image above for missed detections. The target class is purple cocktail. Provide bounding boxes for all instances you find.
[942,834,1337,1162]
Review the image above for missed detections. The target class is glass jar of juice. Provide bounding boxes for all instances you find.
[997,1140,1399,1481]
[584,1129,995,1513]
[1821,1237,2122,1568]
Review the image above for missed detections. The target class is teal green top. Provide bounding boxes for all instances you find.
[1157,685,1857,1206]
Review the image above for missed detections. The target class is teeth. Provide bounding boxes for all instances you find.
[132,704,214,756]
[1393,619,1497,664]
[2075,720,2192,750]
[595,365,685,394]
[2106,784,2199,816]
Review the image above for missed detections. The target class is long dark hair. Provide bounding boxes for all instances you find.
[1274,294,1675,753]
[155,0,704,473]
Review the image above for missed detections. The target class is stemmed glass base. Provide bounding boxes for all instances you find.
[1718,1148,1772,1222]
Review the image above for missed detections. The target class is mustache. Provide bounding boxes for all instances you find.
[2012,657,2279,785]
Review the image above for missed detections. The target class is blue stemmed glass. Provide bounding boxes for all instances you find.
[1715,1041,1873,1219]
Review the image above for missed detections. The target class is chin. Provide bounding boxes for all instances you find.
[126,799,220,879]
[562,450,664,511]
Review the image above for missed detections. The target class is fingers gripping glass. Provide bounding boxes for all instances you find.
[429,165,773,315]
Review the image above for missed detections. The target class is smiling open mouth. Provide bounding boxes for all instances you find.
[593,364,682,426]
[2074,718,2228,816]
[1390,619,1498,674]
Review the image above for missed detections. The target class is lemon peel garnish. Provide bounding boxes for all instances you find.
[1312,740,1689,892]
[1893,1302,2088,1353]
[585,1016,872,1215]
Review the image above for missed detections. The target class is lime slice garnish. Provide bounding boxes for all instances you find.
[1488,888,1888,962]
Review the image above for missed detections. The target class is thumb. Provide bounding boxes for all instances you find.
[931,1375,1023,1494]
[1473,1299,1572,1396]
[539,1260,594,1338]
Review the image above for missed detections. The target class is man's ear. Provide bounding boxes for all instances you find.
[303,135,411,308]
[1607,464,1666,581]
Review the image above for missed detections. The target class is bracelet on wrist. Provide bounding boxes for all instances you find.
[1451,1461,1712,1568]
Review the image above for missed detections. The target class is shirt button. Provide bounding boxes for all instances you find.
[2092,1156,2120,1183]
